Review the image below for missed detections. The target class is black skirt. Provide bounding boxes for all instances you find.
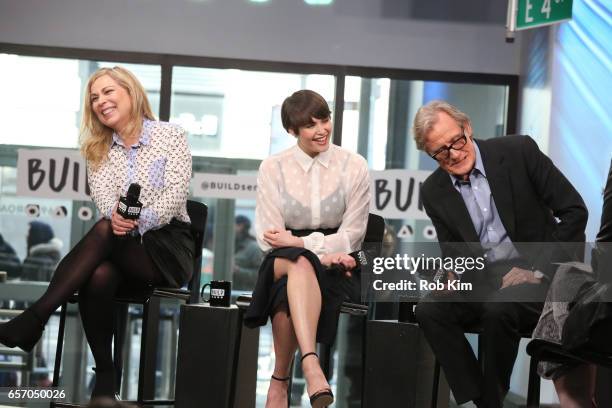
[142,219,195,288]
[243,246,360,345]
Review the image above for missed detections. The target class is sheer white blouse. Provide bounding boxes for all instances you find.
[255,144,371,256]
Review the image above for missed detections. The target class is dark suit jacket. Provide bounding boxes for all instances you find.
[420,135,588,284]
[593,159,612,282]
[596,159,612,243]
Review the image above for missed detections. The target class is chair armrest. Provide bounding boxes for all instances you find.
[236,295,253,310]
[339,302,368,316]
[152,287,191,301]
[527,339,612,368]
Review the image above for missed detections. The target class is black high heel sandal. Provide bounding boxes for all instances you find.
[301,352,334,408]
[271,374,291,382]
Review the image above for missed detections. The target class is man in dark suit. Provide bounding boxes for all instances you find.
[412,101,587,408]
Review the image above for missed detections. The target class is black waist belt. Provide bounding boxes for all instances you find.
[290,227,339,237]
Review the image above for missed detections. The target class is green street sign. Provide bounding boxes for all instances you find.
[516,0,573,30]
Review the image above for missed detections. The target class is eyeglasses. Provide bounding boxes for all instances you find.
[430,131,467,162]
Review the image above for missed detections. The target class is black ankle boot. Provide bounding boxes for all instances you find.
[0,309,44,352]
[91,367,118,400]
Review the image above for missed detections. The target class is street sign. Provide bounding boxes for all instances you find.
[516,0,573,30]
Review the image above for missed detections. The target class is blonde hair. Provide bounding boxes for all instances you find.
[412,100,472,151]
[80,66,155,167]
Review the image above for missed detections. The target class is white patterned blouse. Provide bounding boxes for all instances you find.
[87,119,192,235]
[255,143,371,256]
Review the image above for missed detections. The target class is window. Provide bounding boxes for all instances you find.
[171,66,335,158]
[0,55,160,148]
[0,45,517,405]
[342,76,509,171]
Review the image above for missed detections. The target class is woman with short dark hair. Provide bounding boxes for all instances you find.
[245,90,371,407]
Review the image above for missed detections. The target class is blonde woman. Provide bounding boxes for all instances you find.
[0,66,194,399]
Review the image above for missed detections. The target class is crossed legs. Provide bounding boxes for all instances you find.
[0,219,164,398]
[266,256,329,408]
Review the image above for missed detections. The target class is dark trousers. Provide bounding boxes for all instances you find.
[415,282,548,408]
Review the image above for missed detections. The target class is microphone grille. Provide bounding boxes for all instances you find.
[127,183,141,199]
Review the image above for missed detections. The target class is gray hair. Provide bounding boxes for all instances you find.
[412,100,472,151]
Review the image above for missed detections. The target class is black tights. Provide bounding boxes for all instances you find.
[31,219,165,371]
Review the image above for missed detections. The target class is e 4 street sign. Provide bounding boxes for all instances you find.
[516,0,573,30]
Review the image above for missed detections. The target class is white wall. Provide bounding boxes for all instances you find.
[0,0,521,75]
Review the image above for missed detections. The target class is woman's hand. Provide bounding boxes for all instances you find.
[320,252,357,277]
[263,229,303,248]
[111,206,138,236]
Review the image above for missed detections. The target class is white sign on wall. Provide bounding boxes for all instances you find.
[369,169,430,220]
[191,173,258,200]
[17,149,90,201]
[15,149,433,221]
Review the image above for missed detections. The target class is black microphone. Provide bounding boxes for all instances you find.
[117,183,142,236]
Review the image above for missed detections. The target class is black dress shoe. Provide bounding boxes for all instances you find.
[0,309,44,352]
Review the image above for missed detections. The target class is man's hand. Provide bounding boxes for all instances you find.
[501,267,541,288]
[320,252,357,278]
[111,206,138,236]
[263,229,303,248]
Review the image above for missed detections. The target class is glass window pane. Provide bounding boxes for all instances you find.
[233,198,261,291]
[0,167,72,281]
[342,77,509,171]
[170,67,335,159]
[0,54,161,148]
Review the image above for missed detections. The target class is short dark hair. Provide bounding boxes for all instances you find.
[28,221,54,249]
[235,215,251,230]
[281,90,331,135]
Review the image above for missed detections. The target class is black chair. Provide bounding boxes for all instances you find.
[51,200,207,407]
[526,337,612,398]
[416,316,541,407]
[235,213,386,405]
[318,213,385,377]
[464,328,541,408]
[527,339,612,369]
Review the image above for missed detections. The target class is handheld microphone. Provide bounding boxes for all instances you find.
[117,183,142,236]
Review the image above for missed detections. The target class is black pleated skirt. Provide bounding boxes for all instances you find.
[142,219,195,288]
[243,246,359,345]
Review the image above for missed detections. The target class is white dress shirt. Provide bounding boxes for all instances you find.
[255,143,371,256]
[87,120,192,235]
